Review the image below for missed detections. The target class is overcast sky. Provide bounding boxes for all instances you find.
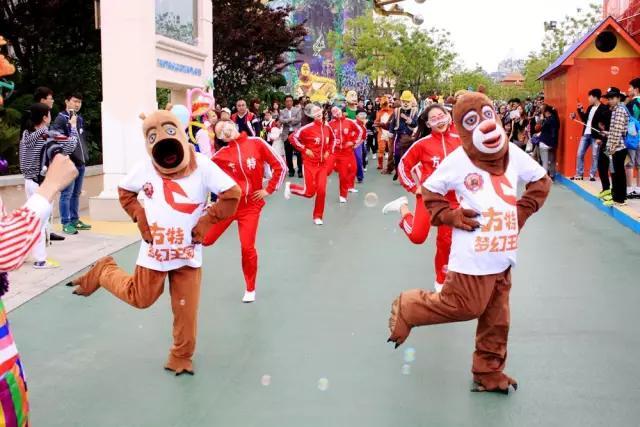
[404,0,598,71]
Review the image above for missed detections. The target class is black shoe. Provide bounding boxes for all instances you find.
[50,232,65,241]
[392,173,398,181]
[298,170,303,178]
[589,176,596,182]
[288,171,295,178]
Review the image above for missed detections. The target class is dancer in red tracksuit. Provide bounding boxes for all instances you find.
[284,105,336,225]
[328,106,363,203]
[203,121,286,303]
[382,104,461,292]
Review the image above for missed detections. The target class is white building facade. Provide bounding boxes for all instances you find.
[90,0,213,220]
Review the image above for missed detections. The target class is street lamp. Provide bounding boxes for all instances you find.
[372,0,426,24]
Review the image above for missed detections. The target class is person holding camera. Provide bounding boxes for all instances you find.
[19,103,78,268]
[33,87,66,242]
[571,89,608,181]
[51,92,91,235]
[0,153,78,427]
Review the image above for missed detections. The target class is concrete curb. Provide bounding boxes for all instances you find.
[557,174,640,234]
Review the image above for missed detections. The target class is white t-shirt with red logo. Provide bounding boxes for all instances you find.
[424,144,547,275]
[119,153,237,272]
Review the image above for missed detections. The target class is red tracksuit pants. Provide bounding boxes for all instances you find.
[333,150,356,198]
[203,201,263,292]
[291,158,332,220]
[399,194,452,285]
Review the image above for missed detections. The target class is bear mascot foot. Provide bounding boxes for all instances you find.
[387,293,412,348]
[164,355,194,376]
[471,373,518,395]
[66,256,115,296]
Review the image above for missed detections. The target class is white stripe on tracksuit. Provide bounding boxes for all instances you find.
[255,137,288,192]
[398,135,432,190]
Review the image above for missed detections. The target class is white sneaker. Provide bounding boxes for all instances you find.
[382,196,409,215]
[372,153,377,159]
[339,196,347,203]
[33,259,60,269]
[348,188,359,193]
[242,290,256,303]
[434,282,444,293]
[314,218,324,225]
[384,153,389,159]
[284,182,292,200]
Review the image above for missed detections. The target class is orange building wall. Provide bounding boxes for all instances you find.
[544,57,640,176]
[604,0,640,42]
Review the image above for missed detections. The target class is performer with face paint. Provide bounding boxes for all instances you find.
[374,96,395,172]
[285,105,337,225]
[389,91,419,178]
[69,110,241,376]
[202,121,286,303]
[328,106,363,203]
[382,104,461,292]
[387,92,551,394]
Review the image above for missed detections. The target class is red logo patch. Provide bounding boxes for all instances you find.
[464,173,484,193]
[142,182,154,199]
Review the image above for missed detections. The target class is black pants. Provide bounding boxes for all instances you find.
[611,149,628,202]
[597,147,610,192]
[285,136,303,175]
[366,134,377,155]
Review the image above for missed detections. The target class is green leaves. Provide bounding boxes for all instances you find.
[541,2,602,57]
[331,12,455,96]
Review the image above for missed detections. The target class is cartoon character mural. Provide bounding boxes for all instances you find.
[273,0,371,101]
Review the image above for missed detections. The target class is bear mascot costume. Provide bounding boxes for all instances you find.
[69,109,241,375]
[387,92,552,394]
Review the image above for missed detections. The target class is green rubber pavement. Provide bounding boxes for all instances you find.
[9,171,640,427]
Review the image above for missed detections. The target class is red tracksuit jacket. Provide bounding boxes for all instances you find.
[212,133,287,204]
[328,116,364,154]
[289,119,336,163]
[398,128,461,204]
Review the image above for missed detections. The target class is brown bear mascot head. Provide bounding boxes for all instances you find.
[140,110,197,179]
[453,92,509,175]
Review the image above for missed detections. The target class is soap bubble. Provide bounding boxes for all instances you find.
[404,347,416,363]
[261,374,271,386]
[611,66,620,75]
[317,377,329,391]
[179,299,186,306]
[401,364,411,375]
[364,192,379,208]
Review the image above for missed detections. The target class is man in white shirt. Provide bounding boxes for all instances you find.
[572,89,608,181]
[387,92,551,395]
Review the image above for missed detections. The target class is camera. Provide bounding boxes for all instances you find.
[36,133,67,184]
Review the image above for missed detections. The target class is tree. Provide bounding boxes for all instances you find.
[0,0,103,169]
[448,67,494,94]
[517,2,602,100]
[541,3,602,57]
[211,0,306,104]
[330,12,455,96]
[522,53,555,96]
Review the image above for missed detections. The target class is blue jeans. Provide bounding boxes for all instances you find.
[60,165,85,225]
[576,134,599,177]
[354,147,364,182]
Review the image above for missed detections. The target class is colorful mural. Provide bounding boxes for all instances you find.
[272,0,372,102]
